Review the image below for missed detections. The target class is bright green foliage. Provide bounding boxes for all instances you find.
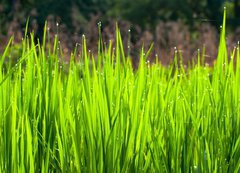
[0,9,240,172]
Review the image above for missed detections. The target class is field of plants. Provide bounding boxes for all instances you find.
[0,10,240,172]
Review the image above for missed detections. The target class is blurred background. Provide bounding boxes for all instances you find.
[0,0,240,65]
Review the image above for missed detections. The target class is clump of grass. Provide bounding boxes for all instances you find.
[0,9,240,172]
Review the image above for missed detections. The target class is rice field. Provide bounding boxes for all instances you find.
[0,9,240,172]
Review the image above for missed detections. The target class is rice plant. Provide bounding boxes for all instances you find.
[0,8,239,172]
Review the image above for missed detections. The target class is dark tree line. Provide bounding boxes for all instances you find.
[0,0,240,34]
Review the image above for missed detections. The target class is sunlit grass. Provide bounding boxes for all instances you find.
[0,9,240,172]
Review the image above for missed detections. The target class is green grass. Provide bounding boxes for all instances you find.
[0,9,240,172]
